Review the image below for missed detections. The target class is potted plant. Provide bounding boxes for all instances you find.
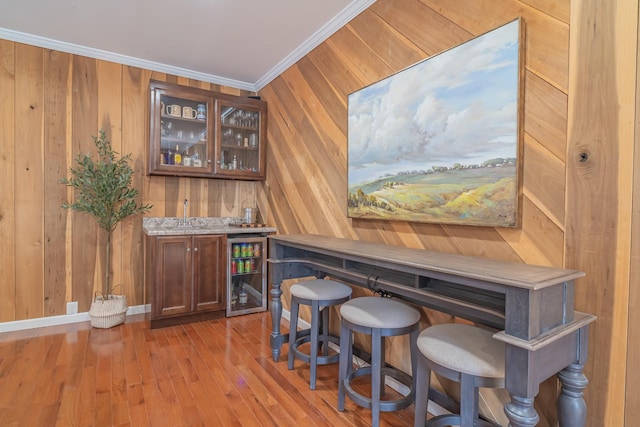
[61,129,152,328]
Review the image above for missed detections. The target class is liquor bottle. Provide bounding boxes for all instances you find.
[173,145,182,165]
[183,147,192,166]
[192,150,202,167]
[167,147,174,165]
[239,286,248,304]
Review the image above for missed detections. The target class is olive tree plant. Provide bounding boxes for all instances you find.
[61,129,152,299]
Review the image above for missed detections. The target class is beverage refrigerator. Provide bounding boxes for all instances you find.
[226,234,268,317]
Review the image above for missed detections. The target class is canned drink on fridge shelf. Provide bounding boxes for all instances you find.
[247,244,253,257]
[253,243,260,257]
[244,259,251,272]
[231,260,237,274]
[241,243,247,257]
[237,260,244,274]
[232,244,240,258]
[250,258,256,271]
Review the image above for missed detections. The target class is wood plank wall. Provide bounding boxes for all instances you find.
[0,45,259,316]
[0,0,637,425]
[566,1,639,426]
[257,0,637,425]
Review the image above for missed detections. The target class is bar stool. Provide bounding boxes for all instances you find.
[338,296,420,427]
[414,323,505,427]
[288,278,352,389]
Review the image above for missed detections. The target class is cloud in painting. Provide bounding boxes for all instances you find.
[348,20,520,185]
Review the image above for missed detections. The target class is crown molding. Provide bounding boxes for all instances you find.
[0,28,256,91]
[254,0,377,91]
[0,0,376,93]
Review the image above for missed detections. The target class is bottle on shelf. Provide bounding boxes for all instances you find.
[239,285,248,304]
[167,147,174,165]
[174,145,182,165]
[192,150,202,167]
[231,155,237,170]
[183,147,192,167]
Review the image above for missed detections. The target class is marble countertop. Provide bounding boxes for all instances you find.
[143,217,277,236]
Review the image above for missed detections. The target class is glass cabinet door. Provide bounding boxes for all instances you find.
[215,94,266,180]
[149,81,214,177]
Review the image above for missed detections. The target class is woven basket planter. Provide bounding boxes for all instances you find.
[88,294,128,328]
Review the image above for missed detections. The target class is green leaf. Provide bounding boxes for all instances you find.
[61,129,153,296]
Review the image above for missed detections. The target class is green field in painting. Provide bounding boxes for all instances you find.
[347,166,518,226]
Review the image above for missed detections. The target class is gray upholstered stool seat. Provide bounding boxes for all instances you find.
[338,296,421,427]
[414,323,505,427]
[288,279,352,389]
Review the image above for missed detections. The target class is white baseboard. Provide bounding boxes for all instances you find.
[0,304,151,334]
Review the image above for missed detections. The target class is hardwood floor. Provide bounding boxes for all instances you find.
[0,312,418,426]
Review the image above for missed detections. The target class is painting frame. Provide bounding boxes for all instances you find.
[347,18,524,228]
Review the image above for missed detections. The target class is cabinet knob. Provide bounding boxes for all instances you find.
[186,248,191,252]
[194,247,198,252]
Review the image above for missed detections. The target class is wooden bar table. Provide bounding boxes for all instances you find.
[267,234,596,427]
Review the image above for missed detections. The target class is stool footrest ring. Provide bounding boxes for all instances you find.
[291,333,341,366]
[343,366,414,412]
[427,414,502,427]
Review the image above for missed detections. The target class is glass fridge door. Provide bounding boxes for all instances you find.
[226,235,267,317]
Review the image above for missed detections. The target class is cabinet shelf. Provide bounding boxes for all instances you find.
[221,124,259,131]
[221,144,258,150]
[161,113,206,124]
[230,294,262,310]
[162,136,207,147]
[232,271,259,277]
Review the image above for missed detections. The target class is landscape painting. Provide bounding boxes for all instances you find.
[347,19,522,227]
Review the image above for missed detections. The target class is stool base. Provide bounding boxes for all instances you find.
[290,328,341,366]
[427,413,502,427]
[288,283,351,390]
[343,365,414,412]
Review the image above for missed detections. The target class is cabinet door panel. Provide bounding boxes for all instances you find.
[149,80,215,177]
[193,235,226,312]
[214,93,267,180]
[154,237,192,316]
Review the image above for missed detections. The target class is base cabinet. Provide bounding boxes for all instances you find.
[146,234,227,328]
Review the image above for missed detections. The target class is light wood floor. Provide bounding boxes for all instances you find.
[0,312,418,426]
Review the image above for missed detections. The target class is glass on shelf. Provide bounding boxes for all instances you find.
[221,107,259,129]
[158,101,208,168]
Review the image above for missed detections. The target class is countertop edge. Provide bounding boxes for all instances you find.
[144,227,277,236]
